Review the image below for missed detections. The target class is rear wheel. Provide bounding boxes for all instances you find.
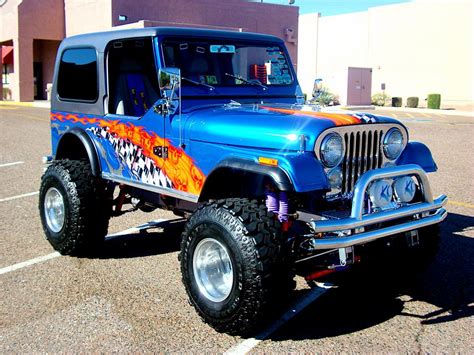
[180,198,293,335]
[39,160,110,255]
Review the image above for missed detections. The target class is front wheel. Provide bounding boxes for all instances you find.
[180,198,291,335]
[39,160,110,255]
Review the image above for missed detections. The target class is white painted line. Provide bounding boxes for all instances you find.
[224,282,334,355]
[0,161,24,168]
[0,252,61,275]
[0,219,170,276]
[0,191,39,202]
[0,191,39,203]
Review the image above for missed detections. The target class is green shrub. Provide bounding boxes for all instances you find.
[427,93,441,109]
[392,97,402,107]
[311,87,340,106]
[371,92,390,106]
[406,97,419,108]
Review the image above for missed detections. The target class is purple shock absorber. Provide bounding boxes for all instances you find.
[278,191,289,222]
[265,191,280,215]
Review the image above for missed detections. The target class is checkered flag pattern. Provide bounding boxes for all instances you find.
[88,127,173,188]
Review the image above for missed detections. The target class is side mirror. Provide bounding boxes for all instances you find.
[155,67,181,116]
[159,67,181,92]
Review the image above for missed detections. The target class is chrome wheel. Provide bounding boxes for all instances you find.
[193,237,234,302]
[44,187,65,233]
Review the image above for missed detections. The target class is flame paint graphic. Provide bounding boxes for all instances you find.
[262,107,361,126]
[51,112,205,194]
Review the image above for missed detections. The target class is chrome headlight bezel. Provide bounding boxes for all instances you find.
[383,127,405,160]
[319,132,344,168]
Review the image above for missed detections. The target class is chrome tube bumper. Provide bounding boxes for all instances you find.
[310,164,448,250]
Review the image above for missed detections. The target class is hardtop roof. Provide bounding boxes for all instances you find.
[60,27,284,52]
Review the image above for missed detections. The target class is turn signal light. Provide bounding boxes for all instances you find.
[258,157,278,166]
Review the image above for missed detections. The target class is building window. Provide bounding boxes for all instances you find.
[2,64,9,84]
[57,48,98,102]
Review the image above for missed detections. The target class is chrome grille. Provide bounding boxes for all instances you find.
[314,124,408,195]
[341,129,384,194]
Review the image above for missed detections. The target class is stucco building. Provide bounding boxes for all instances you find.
[1,0,298,102]
[298,0,473,107]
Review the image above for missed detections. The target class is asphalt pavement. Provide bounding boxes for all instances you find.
[0,104,473,352]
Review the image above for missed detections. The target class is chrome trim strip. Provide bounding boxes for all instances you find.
[311,208,447,250]
[101,172,200,203]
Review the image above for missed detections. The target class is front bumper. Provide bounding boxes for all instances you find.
[310,164,448,250]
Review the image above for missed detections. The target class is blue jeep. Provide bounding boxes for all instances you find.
[39,27,447,334]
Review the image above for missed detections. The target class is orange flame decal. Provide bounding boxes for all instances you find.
[262,107,361,126]
[51,112,205,194]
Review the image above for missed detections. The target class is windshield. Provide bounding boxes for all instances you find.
[162,38,293,88]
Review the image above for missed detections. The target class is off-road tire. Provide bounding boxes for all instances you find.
[180,198,293,335]
[39,159,110,255]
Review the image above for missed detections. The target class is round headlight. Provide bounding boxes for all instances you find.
[320,133,344,167]
[383,128,404,160]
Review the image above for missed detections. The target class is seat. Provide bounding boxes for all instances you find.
[112,58,159,116]
[187,56,210,84]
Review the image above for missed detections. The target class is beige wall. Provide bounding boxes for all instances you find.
[0,0,21,41]
[64,0,112,36]
[298,0,473,106]
[1,0,64,101]
[296,12,319,97]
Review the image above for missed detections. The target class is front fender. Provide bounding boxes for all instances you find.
[208,153,329,193]
[397,142,437,173]
[277,152,329,192]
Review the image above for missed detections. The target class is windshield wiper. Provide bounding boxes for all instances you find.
[225,73,268,90]
[182,77,215,91]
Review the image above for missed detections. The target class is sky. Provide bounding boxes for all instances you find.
[260,0,412,15]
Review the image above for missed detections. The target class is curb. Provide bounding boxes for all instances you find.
[0,100,51,109]
[0,101,34,107]
[372,106,474,117]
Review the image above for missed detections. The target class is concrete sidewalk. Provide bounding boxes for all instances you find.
[373,106,474,117]
[341,105,473,117]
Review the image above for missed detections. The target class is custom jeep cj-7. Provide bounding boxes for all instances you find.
[39,27,447,334]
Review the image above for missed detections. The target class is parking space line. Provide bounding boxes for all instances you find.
[0,219,170,276]
[224,282,334,355]
[0,252,61,275]
[448,200,474,209]
[0,161,24,168]
[0,191,39,203]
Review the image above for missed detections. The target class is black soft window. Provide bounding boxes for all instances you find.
[57,48,98,101]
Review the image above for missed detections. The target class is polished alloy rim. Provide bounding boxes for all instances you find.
[44,187,65,233]
[193,237,234,303]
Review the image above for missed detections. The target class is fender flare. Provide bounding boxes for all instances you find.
[206,157,294,192]
[397,141,437,173]
[56,128,102,176]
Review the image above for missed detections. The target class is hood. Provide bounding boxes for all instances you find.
[185,104,400,152]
